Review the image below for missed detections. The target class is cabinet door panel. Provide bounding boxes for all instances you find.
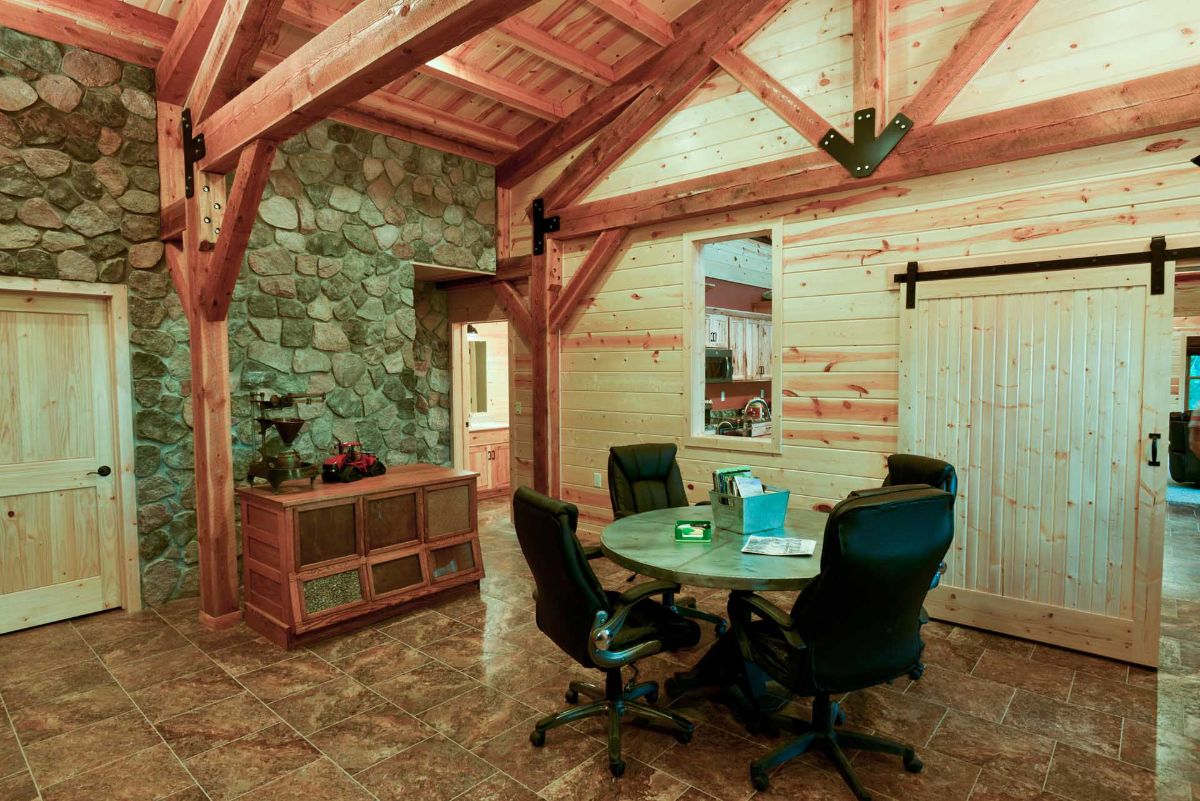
[728,317,748,380]
[707,314,728,348]
[491,444,511,489]
[430,541,477,581]
[425,482,474,539]
[468,446,490,489]
[365,491,419,551]
[371,553,426,596]
[296,503,358,568]
[754,320,772,379]
[302,568,364,615]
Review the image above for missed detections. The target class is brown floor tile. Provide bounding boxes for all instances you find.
[1029,645,1129,683]
[359,735,495,801]
[94,625,190,666]
[919,635,984,674]
[23,710,160,788]
[10,682,134,744]
[463,649,566,694]
[1067,671,1157,725]
[160,787,208,801]
[1045,742,1158,801]
[307,703,434,774]
[237,652,342,703]
[906,665,1015,723]
[840,685,947,745]
[750,759,857,800]
[966,770,1064,801]
[514,668,594,715]
[947,628,1035,659]
[379,611,472,647]
[39,743,194,801]
[155,690,278,759]
[928,710,1055,788]
[105,644,214,692]
[71,610,173,651]
[0,731,22,780]
[185,722,320,801]
[453,772,540,801]
[1002,690,1122,758]
[419,686,538,749]
[306,628,394,662]
[0,659,114,711]
[0,772,38,801]
[852,746,979,801]
[1127,665,1159,690]
[1120,718,1200,784]
[0,624,93,674]
[131,667,242,722]
[651,725,767,801]
[207,637,294,676]
[333,639,429,684]
[169,616,258,655]
[503,623,576,663]
[373,661,480,714]
[271,675,383,735]
[971,650,1074,702]
[475,719,604,793]
[542,753,688,801]
[249,757,375,800]
[420,630,524,670]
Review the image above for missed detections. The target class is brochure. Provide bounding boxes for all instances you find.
[731,476,764,497]
[674,520,713,543]
[741,536,816,557]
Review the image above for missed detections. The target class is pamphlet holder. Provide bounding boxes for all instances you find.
[708,487,791,534]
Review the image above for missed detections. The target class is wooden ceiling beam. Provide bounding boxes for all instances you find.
[852,0,887,123]
[0,0,162,67]
[189,0,286,123]
[540,0,792,209]
[157,0,226,103]
[420,56,564,121]
[550,63,1200,238]
[497,17,617,86]
[355,91,521,153]
[713,48,832,149]
[196,0,542,173]
[902,0,1041,128]
[587,0,673,46]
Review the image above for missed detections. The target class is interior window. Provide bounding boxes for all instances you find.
[692,233,779,446]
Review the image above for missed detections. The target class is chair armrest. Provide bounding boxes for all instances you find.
[727,592,807,653]
[589,607,662,669]
[581,545,604,561]
[929,560,947,590]
[617,579,680,607]
[694,500,711,507]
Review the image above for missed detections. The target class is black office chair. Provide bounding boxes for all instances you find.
[608,443,726,634]
[729,486,954,799]
[513,487,700,777]
[857,454,958,679]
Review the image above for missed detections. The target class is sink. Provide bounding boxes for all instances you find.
[718,420,772,437]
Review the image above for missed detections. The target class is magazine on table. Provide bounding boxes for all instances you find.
[741,536,816,557]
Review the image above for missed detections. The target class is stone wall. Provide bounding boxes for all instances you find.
[0,27,496,605]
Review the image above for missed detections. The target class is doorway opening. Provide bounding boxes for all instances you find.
[1165,261,1200,603]
[451,321,512,499]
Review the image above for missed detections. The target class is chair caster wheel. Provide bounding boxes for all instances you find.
[750,767,770,791]
[909,663,925,680]
[675,728,693,744]
[565,689,579,704]
[530,730,546,747]
[609,759,626,778]
[904,751,923,773]
[715,620,728,636]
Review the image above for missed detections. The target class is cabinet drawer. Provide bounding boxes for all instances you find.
[369,551,427,597]
[429,540,478,582]
[468,427,509,447]
[364,490,420,552]
[300,567,365,617]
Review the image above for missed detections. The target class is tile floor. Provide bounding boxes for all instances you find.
[0,497,1197,801]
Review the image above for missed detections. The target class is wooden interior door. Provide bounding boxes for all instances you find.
[0,290,125,632]
[899,264,1170,665]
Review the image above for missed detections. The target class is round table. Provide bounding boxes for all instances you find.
[600,505,826,591]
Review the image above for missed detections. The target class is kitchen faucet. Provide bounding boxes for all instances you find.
[742,397,770,421]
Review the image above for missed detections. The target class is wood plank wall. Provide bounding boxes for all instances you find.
[517,126,1200,533]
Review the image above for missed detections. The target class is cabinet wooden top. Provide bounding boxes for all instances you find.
[236,464,478,507]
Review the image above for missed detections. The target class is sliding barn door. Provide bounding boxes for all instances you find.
[899,265,1170,665]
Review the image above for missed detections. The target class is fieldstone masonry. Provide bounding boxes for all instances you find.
[0,27,495,605]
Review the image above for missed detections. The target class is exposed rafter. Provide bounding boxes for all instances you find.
[497,17,617,86]
[158,0,225,102]
[587,0,673,46]
[0,0,162,67]
[196,0,543,172]
[188,0,285,122]
[713,48,832,149]
[902,0,1041,127]
[549,63,1200,237]
[852,0,887,124]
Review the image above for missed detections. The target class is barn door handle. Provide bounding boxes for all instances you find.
[1149,433,1161,467]
[88,465,112,477]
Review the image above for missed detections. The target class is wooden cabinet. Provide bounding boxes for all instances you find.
[469,426,511,498]
[750,318,772,379]
[237,465,482,649]
[706,313,729,348]
[728,316,748,380]
[707,308,771,382]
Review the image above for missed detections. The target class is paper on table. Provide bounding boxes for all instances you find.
[741,536,816,557]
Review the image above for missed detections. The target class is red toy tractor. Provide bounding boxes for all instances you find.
[322,440,387,483]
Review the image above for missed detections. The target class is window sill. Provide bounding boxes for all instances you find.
[683,434,783,456]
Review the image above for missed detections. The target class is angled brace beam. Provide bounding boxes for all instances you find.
[713,48,832,149]
[549,228,631,332]
[199,140,278,321]
[493,280,535,345]
[164,241,194,323]
[818,108,912,178]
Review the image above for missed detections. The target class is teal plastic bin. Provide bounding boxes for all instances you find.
[708,487,791,534]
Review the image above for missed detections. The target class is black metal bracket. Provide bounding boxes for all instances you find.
[819,108,912,179]
[531,197,559,256]
[903,262,918,309]
[181,108,206,199]
[1150,235,1166,295]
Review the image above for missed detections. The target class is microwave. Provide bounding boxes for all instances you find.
[705,348,733,383]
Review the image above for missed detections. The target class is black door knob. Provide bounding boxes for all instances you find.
[88,465,112,477]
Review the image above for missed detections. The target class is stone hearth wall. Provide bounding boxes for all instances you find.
[0,27,495,605]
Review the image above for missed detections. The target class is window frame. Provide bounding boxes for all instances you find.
[682,220,785,456]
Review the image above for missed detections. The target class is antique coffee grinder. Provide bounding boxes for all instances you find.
[246,391,325,492]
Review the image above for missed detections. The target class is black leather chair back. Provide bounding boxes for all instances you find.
[790,486,954,693]
[883,454,958,497]
[513,487,610,667]
[608,444,689,519]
